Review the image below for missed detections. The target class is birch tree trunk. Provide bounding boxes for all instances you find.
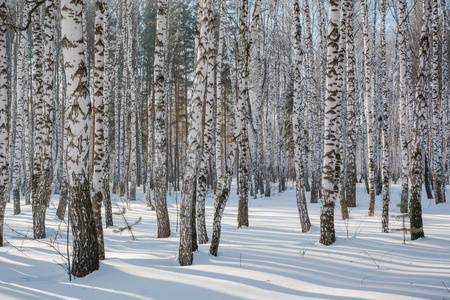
[441,0,449,191]
[120,0,128,197]
[103,8,113,228]
[61,0,99,277]
[112,10,121,195]
[236,0,250,228]
[210,0,227,255]
[336,0,348,220]
[31,0,53,239]
[127,0,137,201]
[154,0,171,239]
[345,0,357,208]
[146,91,155,209]
[303,0,318,203]
[319,0,340,246]
[92,0,106,260]
[0,0,9,247]
[210,0,239,256]
[56,54,68,220]
[398,0,410,213]
[380,0,390,233]
[431,0,444,204]
[360,0,376,216]
[196,0,215,244]
[409,0,429,241]
[13,3,31,215]
[293,0,311,233]
[5,20,16,208]
[180,0,211,265]
[31,0,45,237]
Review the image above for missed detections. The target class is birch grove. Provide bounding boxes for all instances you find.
[0,0,448,276]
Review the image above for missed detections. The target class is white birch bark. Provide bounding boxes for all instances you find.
[31,0,46,231]
[237,0,250,228]
[5,2,17,208]
[215,0,225,196]
[127,0,137,201]
[293,0,311,232]
[303,0,319,203]
[441,0,449,190]
[380,0,390,233]
[154,0,171,239]
[431,0,444,203]
[196,0,215,244]
[409,0,429,241]
[92,0,106,260]
[360,0,376,216]
[13,3,31,215]
[145,91,155,209]
[319,0,340,246]
[210,0,228,255]
[345,0,356,208]
[120,0,128,196]
[336,0,348,220]
[32,0,55,240]
[113,10,121,194]
[398,0,410,213]
[61,0,99,277]
[0,0,9,247]
[180,0,210,265]
[318,0,327,201]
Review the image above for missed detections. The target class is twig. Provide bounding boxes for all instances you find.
[3,238,29,257]
[1,0,46,32]
[113,205,141,241]
[442,281,450,293]
[5,222,71,279]
[361,250,394,269]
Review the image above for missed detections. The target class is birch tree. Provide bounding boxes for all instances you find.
[398,0,410,213]
[153,0,171,238]
[196,0,215,244]
[210,0,238,256]
[236,0,250,228]
[431,0,444,204]
[293,0,311,232]
[92,0,106,260]
[360,0,376,216]
[113,10,122,195]
[31,0,54,240]
[345,0,357,208]
[441,0,449,190]
[31,0,46,237]
[409,0,429,241]
[127,0,137,201]
[180,0,211,266]
[0,0,9,247]
[103,7,113,228]
[13,3,31,215]
[120,0,128,197]
[380,0,390,232]
[319,0,340,246]
[303,0,319,203]
[61,0,99,277]
[336,0,348,220]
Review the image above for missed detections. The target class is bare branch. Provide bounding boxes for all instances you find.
[1,0,46,33]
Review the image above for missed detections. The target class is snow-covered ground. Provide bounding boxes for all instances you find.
[1,183,449,299]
